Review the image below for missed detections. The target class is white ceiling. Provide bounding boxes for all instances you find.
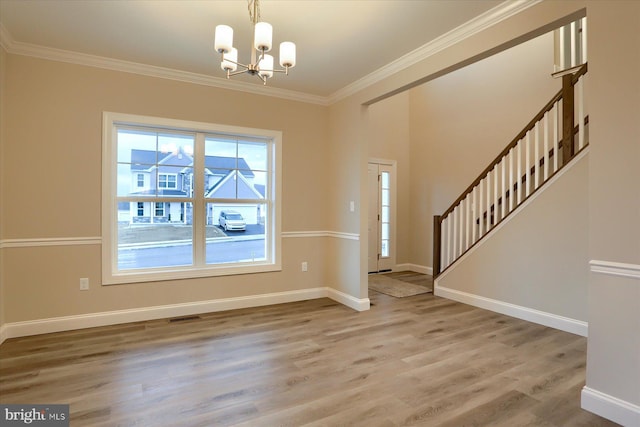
[0,0,508,101]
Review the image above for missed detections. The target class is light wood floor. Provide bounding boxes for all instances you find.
[0,289,618,426]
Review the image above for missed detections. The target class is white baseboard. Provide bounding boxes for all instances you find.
[581,386,640,427]
[0,287,368,343]
[434,284,588,337]
[327,288,370,311]
[395,263,433,275]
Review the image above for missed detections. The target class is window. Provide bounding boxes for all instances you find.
[155,202,165,217]
[158,174,177,189]
[102,112,281,284]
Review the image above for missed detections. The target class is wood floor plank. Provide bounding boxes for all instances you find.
[0,284,619,426]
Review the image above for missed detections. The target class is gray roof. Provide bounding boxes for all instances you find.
[130,149,254,178]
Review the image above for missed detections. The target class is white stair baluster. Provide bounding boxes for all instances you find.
[472,186,477,243]
[465,193,471,250]
[452,208,457,260]
[559,26,566,71]
[578,76,585,150]
[534,122,540,190]
[486,173,492,231]
[517,139,522,204]
[554,102,560,172]
[479,179,484,237]
[582,18,588,63]
[493,164,498,224]
[525,131,531,198]
[509,148,514,212]
[501,157,506,219]
[446,216,451,268]
[570,21,577,67]
[458,203,464,256]
[544,111,549,181]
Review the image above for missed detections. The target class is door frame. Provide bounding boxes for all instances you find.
[368,158,397,273]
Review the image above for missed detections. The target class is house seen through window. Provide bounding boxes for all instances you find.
[102,112,281,284]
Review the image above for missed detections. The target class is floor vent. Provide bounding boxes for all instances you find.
[168,315,201,323]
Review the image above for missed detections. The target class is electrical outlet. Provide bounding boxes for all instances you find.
[79,278,89,290]
[301,262,308,272]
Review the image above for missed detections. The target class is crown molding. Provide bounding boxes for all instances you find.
[0,23,328,106]
[1,1,541,107]
[327,0,543,104]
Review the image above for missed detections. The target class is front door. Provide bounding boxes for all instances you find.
[368,162,395,273]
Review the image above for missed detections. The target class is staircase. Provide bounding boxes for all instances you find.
[433,64,588,277]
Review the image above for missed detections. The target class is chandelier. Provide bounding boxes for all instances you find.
[214,0,296,85]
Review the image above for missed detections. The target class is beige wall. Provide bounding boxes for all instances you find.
[367,92,411,265]
[437,152,590,322]
[585,0,640,418]
[1,54,333,323]
[327,98,367,298]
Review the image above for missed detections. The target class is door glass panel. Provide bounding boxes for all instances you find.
[381,189,389,206]
[381,171,390,189]
[381,240,389,257]
[381,206,390,223]
[381,223,389,240]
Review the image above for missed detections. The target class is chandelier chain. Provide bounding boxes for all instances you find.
[248,0,261,24]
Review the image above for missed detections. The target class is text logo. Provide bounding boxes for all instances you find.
[1,405,69,426]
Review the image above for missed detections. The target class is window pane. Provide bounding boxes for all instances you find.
[381,206,390,223]
[238,170,266,199]
[205,138,237,162]
[156,166,192,197]
[203,137,267,200]
[117,203,194,270]
[206,202,266,264]
[118,128,194,198]
[381,240,389,257]
[381,223,389,240]
[157,134,194,165]
[238,141,267,171]
[381,171,390,189]
[118,164,153,197]
[117,129,156,163]
[381,189,390,206]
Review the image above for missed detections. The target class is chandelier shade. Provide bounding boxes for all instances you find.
[213,0,296,85]
[214,25,233,54]
[279,41,296,68]
[221,48,238,71]
[254,22,273,52]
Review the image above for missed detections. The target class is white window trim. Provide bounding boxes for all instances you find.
[102,112,282,285]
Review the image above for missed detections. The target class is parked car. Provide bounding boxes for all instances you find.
[219,210,246,231]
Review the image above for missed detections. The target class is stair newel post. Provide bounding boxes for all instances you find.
[562,73,575,165]
[433,215,442,277]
